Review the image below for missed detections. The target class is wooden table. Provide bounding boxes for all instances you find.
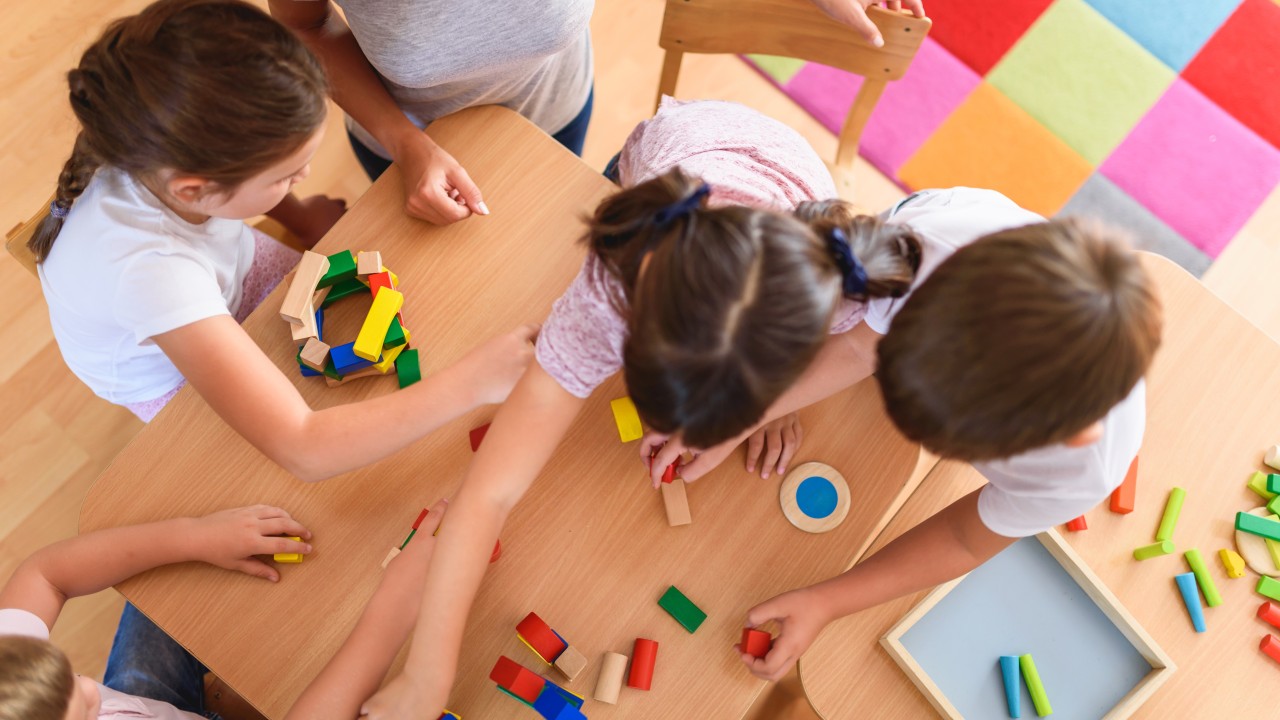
[80,106,935,719]
[801,254,1280,718]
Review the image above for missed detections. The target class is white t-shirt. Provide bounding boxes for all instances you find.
[38,167,255,404]
[0,608,203,720]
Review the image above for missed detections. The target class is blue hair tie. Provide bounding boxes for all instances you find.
[653,183,711,227]
[827,227,869,296]
[49,201,69,220]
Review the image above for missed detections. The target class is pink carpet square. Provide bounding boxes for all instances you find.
[783,38,981,176]
[1100,79,1280,258]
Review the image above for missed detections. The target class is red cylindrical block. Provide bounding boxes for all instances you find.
[741,628,773,660]
[1066,515,1088,532]
[489,538,502,564]
[1259,602,1280,630]
[1260,634,1280,665]
[627,638,659,690]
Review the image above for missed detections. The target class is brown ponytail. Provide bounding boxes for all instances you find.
[29,0,328,263]
[0,635,75,720]
[794,199,923,300]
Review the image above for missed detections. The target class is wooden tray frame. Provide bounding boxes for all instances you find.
[880,529,1176,719]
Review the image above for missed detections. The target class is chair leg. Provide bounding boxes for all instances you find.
[836,78,887,172]
[655,49,684,113]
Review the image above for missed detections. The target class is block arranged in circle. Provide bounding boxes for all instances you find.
[923,0,1054,74]
[1182,0,1280,150]
[330,341,375,376]
[396,348,421,389]
[987,0,1174,165]
[899,82,1092,217]
[1101,79,1280,258]
[1083,0,1241,71]
[317,250,357,289]
[779,461,850,533]
[355,288,404,361]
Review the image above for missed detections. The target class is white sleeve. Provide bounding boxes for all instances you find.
[113,252,232,344]
[0,608,51,639]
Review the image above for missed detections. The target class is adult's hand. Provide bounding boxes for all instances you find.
[808,0,926,47]
[393,131,489,225]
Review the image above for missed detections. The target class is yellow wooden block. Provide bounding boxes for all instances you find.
[610,396,643,442]
[354,288,404,361]
[386,268,399,288]
[373,342,407,374]
[1219,548,1246,578]
[274,537,304,564]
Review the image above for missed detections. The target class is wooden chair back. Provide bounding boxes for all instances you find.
[5,198,47,278]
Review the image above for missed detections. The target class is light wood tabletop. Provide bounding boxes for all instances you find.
[801,253,1280,718]
[79,106,935,719]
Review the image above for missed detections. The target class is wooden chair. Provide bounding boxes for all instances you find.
[655,0,930,181]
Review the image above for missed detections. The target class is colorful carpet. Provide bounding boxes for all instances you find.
[744,0,1280,276]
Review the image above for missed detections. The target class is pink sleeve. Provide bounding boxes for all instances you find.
[535,256,630,398]
[0,608,51,639]
[828,297,869,335]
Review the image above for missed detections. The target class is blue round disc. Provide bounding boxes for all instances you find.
[796,476,838,519]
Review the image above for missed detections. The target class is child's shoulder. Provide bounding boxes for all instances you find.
[888,188,1044,251]
[0,607,51,640]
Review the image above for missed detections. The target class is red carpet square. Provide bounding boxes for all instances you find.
[924,0,1055,74]
[1182,0,1280,149]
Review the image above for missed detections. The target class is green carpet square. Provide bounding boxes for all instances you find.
[747,55,806,85]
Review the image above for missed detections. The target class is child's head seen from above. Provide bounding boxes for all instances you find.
[30,0,329,262]
[588,168,923,450]
[0,634,98,720]
[877,218,1162,461]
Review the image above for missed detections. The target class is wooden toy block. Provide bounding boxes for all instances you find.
[1133,539,1174,560]
[1259,576,1280,602]
[411,508,429,530]
[321,276,367,308]
[1269,473,1280,495]
[312,285,331,311]
[660,478,692,527]
[1220,548,1246,578]
[1261,635,1280,665]
[396,348,421,388]
[658,585,707,633]
[532,686,586,720]
[386,268,399,288]
[1184,549,1222,607]
[1259,601,1280,629]
[541,678,584,708]
[649,455,678,483]
[438,712,460,720]
[1268,534,1280,572]
[356,251,383,277]
[399,528,417,550]
[273,537,304,563]
[372,342,407,374]
[1267,445,1280,471]
[610,396,643,442]
[383,316,408,349]
[280,251,330,324]
[323,366,381,387]
[299,362,321,378]
[517,612,567,663]
[1236,511,1280,542]
[470,423,491,452]
[593,652,627,704]
[380,547,400,569]
[627,638,658,690]
[741,628,773,660]
[354,288,404,361]
[999,655,1020,719]
[317,250,357,289]
[368,271,393,297]
[1154,487,1186,542]
[1110,456,1138,514]
[1018,654,1051,717]
[490,538,502,563]
[330,341,375,375]
[1174,572,1206,632]
[496,687,535,708]
[1267,494,1280,520]
[490,656,544,704]
[299,338,330,372]
[1065,515,1087,532]
[1248,471,1277,500]
[290,297,319,342]
[553,644,588,681]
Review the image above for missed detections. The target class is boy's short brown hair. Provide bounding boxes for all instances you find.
[876,218,1162,461]
[0,635,74,719]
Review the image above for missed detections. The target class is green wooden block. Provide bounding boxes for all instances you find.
[1249,471,1277,501]
[321,356,341,381]
[396,348,421,389]
[317,250,358,289]
[1184,549,1222,607]
[384,316,407,349]
[1268,495,1280,518]
[1268,474,1280,495]
[1133,540,1174,561]
[1236,512,1280,542]
[658,585,707,633]
[1154,487,1186,542]
[321,276,368,307]
[1019,653,1052,717]
[1258,576,1280,602]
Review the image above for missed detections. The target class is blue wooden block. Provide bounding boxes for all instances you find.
[315,307,325,342]
[300,364,321,377]
[330,341,375,375]
[999,655,1021,718]
[1174,572,1206,632]
[532,684,586,720]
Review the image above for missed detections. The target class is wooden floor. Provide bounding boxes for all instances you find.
[1,0,1275,707]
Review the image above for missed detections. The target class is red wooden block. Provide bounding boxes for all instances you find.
[648,455,678,484]
[1110,456,1138,514]
[369,271,393,298]
[1182,0,1280,150]
[1262,635,1280,665]
[411,508,429,530]
[490,538,503,564]
[1259,602,1280,630]
[1066,515,1088,532]
[741,628,773,660]
[517,612,566,663]
[470,423,491,452]
[627,638,658,690]
[489,656,544,703]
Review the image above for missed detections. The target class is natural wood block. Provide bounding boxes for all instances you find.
[279,251,329,324]
[357,251,383,276]
[661,478,692,527]
[553,644,588,682]
[593,652,627,704]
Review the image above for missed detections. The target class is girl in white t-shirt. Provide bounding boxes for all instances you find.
[33,0,533,482]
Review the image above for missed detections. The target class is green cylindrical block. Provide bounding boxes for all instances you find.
[1134,539,1174,560]
[1184,549,1222,607]
[1155,487,1186,542]
[1019,653,1052,717]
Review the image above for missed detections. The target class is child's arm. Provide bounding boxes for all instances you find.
[267,0,485,223]
[739,488,1014,680]
[360,363,585,719]
[285,500,447,720]
[0,506,312,631]
[152,317,536,482]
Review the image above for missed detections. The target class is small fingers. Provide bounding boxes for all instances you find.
[418,498,450,536]
[745,431,764,473]
[760,427,784,479]
[261,517,312,541]
[235,559,279,583]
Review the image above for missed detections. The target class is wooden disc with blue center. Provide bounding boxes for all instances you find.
[779,462,850,533]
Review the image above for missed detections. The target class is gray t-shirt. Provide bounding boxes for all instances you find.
[336,0,594,157]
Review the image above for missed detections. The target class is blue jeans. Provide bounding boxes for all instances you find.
[104,603,221,719]
[348,87,596,181]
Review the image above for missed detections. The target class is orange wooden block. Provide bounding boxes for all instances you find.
[1111,456,1139,514]
[1066,515,1088,532]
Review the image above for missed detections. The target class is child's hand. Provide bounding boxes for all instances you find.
[360,673,447,720]
[807,0,926,47]
[457,324,539,406]
[289,194,348,248]
[189,506,313,583]
[739,587,832,681]
[642,432,737,486]
[745,413,803,480]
